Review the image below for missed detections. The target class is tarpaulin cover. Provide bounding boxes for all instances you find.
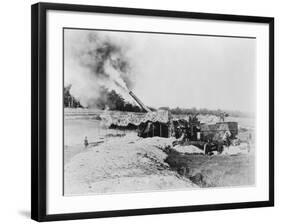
[100,110,170,127]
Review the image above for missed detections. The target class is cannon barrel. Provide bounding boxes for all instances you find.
[129,91,151,112]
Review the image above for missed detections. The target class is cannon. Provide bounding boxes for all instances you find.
[128,91,151,112]
[105,90,238,151]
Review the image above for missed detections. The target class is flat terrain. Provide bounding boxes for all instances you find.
[64,109,255,195]
[165,149,255,187]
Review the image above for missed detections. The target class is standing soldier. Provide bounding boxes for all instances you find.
[84,136,89,148]
[223,131,231,147]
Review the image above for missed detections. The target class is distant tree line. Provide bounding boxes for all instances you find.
[64,85,249,117]
[64,85,144,112]
[169,107,225,116]
[168,107,249,117]
[64,85,83,108]
[96,89,143,112]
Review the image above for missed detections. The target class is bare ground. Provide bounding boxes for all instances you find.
[64,135,196,195]
[64,113,255,195]
[164,148,255,187]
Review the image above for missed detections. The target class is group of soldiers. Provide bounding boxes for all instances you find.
[173,114,201,141]
[173,113,232,154]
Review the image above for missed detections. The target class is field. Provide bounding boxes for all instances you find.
[164,149,255,187]
[64,108,255,196]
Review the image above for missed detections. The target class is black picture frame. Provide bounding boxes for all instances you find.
[31,2,274,222]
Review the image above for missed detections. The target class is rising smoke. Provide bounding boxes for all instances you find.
[65,30,135,108]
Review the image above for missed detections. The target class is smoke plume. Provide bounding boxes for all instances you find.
[65,30,135,108]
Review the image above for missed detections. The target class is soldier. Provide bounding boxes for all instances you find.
[84,136,89,148]
[223,131,231,147]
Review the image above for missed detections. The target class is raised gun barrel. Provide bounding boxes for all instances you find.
[129,91,151,112]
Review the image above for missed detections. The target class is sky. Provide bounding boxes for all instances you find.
[65,29,256,113]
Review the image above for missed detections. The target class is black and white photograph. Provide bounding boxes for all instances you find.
[29,2,274,222]
[63,28,256,196]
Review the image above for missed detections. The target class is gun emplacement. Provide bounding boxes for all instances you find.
[128,91,151,112]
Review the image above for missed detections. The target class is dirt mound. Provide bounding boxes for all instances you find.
[174,145,204,154]
[64,136,196,195]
